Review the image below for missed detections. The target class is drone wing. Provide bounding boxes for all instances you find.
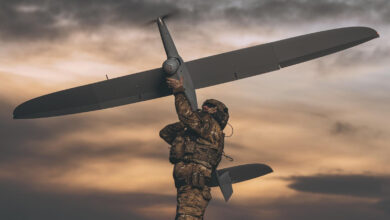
[14,68,169,118]
[14,26,378,119]
[187,26,379,89]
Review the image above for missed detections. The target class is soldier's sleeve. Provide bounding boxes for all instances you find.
[173,87,204,135]
[159,122,185,144]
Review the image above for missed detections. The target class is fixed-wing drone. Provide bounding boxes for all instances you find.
[13,17,379,201]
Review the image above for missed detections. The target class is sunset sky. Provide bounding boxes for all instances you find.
[1,0,389,219]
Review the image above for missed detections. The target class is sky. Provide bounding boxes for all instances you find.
[0,0,389,219]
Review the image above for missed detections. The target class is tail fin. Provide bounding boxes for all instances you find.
[209,163,273,202]
[217,171,233,202]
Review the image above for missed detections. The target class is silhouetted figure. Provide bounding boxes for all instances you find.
[160,78,229,220]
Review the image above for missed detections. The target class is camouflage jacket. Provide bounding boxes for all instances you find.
[160,89,224,169]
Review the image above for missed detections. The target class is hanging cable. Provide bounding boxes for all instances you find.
[225,122,234,137]
[222,151,234,162]
[222,122,234,161]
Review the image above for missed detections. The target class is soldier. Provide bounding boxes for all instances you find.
[160,77,229,220]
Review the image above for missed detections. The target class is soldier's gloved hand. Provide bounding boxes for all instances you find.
[166,76,183,89]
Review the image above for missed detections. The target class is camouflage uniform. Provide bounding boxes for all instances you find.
[160,87,229,220]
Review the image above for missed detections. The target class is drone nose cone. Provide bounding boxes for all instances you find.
[163,58,180,75]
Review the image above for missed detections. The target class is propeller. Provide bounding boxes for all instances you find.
[144,10,180,26]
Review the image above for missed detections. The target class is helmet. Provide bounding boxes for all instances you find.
[202,99,229,129]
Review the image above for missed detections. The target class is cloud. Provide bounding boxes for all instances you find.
[2,177,389,220]
[377,198,390,214]
[313,44,390,75]
[330,121,358,135]
[257,195,389,220]
[0,177,282,220]
[288,174,390,198]
[286,174,390,218]
[0,179,173,220]
[224,0,390,24]
[0,94,173,185]
[2,87,390,219]
[0,0,389,42]
[328,120,383,141]
[0,0,177,41]
[0,1,389,219]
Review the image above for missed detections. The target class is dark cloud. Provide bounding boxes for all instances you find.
[0,0,388,42]
[0,94,170,145]
[336,46,390,66]
[0,99,84,146]
[0,179,173,220]
[314,45,390,74]
[0,178,274,220]
[328,120,383,143]
[286,174,390,218]
[2,177,388,220]
[0,0,177,41]
[330,121,358,135]
[288,174,390,198]
[0,96,170,177]
[377,198,390,214]
[0,140,168,175]
[2,104,390,220]
[0,2,389,219]
[258,195,389,220]
[227,0,390,24]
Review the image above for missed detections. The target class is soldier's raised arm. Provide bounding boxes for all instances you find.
[166,78,204,135]
[174,88,204,134]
